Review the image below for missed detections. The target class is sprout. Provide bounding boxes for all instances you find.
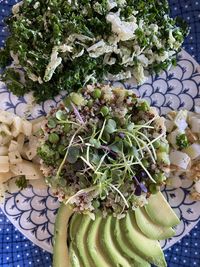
[132,176,148,196]
[71,102,85,125]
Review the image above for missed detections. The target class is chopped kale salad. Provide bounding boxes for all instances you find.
[0,0,188,102]
[38,85,170,218]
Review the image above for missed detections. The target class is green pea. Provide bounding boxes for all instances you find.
[141,159,150,168]
[57,158,63,166]
[58,144,66,156]
[87,99,94,108]
[48,133,60,144]
[58,178,67,187]
[153,172,166,183]
[153,140,160,149]
[149,184,160,194]
[35,129,44,136]
[159,142,169,153]
[47,118,57,129]
[55,152,60,160]
[70,92,84,106]
[137,101,150,112]
[63,123,71,133]
[100,106,109,116]
[157,152,170,165]
[92,200,100,209]
[92,88,102,99]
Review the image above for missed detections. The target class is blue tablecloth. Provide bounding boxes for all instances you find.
[0,1,200,266]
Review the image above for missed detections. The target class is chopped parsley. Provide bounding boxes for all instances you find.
[15,176,28,190]
[176,133,189,149]
[0,0,188,102]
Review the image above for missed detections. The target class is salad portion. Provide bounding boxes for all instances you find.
[35,84,180,267]
[0,0,188,102]
[0,1,194,266]
[38,85,170,218]
[0,90,189,267]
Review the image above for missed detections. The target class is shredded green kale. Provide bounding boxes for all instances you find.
[0,0,188,102]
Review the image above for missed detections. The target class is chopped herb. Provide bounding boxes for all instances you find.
[176,133,189,149]
[15,176,28,190]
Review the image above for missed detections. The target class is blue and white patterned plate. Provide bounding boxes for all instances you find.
[0,49,200,253]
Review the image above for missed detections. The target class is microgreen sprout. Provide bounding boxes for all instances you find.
[71,102,85,125]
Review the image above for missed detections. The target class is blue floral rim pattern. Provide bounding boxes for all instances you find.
[0,0,200,267]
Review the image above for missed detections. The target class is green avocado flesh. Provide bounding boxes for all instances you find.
[74,215,94,267]
[121,212,167,267]
[68,212,168,267]
[100,215,131,267]
[69,244,81,267]
[87,213,111,267]
[145,192,180,227]
[114,218,151,267]
[53,204,74,267]
[69,214,83,267]
[135,207,175,240]
[54,192,179,267]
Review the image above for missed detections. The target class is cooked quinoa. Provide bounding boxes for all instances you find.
[37,84,170,217]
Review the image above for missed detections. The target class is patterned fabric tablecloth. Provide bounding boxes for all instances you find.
[0,1,200,266]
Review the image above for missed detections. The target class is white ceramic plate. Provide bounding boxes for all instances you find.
[0,50,200,253]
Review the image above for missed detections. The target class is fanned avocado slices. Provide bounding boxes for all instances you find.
[53,193,180,267]
[114,217,151,267]
[145,192,180,227]
[69,214,84,267]
[135,207,175,240]
[74,215,94,267]
[121,212,167,267]
[87,213,112,267]
[68,211,168,267]
[100,215,132,267]
[69,243,81,267]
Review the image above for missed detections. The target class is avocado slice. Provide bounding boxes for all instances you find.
[69,213,84,267]
[87,213,112,267]
[74,214,94,267]
[135,207,175,240]
[53,203,74,267]
[100,215,132,267]
[121,212,167,267]
[69,213,82,242]
[145,192,180,227]
[114,218,151,267]
[69,244,81,267]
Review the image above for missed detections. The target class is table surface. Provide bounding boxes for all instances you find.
[0,1,200,266]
